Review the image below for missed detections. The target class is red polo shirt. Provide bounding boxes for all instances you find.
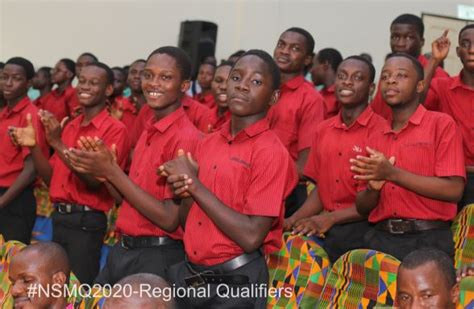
[34,89,68,122]
[184,118,298,265]
[371,55,450,119]
[113,96,137,131]
[320,84,339,119]
[267,75,326,161]
[428,73,474,166]
[194,92,215,109]
[304,107,386,211]
[209,107,231,132]
[129,104,153,146]
[364,105,465,223]
[49,108,130,212]
[182,95,212,133]
[116,107,202,238]
[0,97,48,187]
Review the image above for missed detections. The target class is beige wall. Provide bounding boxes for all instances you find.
[0,0,464,75]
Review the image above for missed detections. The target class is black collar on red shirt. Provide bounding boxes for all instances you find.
[219,117,270,142]
[147,107,186,134]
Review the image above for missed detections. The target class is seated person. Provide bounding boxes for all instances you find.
[103,273,174,309]
[396,248,458,309]
[9,242,72,309]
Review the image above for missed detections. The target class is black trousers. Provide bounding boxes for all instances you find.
[363,226,454,261]
[0,187,36,244]
[324,220,371,264]
[459,172,474,210]
[167,255,268,309]
[285,184,307,218]
[95,239,185,285]
[52,209,107,285]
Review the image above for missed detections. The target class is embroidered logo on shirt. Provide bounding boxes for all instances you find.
[353,145,362,153]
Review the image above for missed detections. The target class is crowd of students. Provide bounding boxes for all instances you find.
[0,12,473,308]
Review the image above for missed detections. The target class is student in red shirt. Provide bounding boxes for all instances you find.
[352,53,465,260]
[109,67,137,130]
[208,61,232,132]
[32,67,53,108]
[193,61,216,109]
[311,48,343,119]
[0,57,48,244]
[371,14,450,119]
[42,59,77,121]
[63,47,202,285]
[285,56,386,263]
[10,62,130,284]
[426,25,474,207]
[270,27,326,217]
[127,59,147,111]
[75,52,98,77]
[162,50,297,308]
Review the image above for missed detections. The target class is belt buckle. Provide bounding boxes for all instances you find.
[388,219,405,234]
[121,237,130,250]
[184,273,206,288]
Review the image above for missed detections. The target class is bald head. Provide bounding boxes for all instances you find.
[103,273,174,309]
[17,242,70,279]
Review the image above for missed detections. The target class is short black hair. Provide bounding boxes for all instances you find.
[131,59,146,66]
[391,14,424,38]
[147,46,192,80]
[37,66,52,79]
[238,49,281,90]
[59,58,76,77]
[217,60,234,70]
[79,52,99,62]
[386,52,424,81]
[317,48,343,72]
[85,62,114,85]
[343,55,376,83]
[6,57,35,80]
[459,24,474,41]
[359,53,373,63]
[400,248,455,288]
[229,50,246,59]
[284,27,315,55]
[0,62,4,70]
[111,66,125,75]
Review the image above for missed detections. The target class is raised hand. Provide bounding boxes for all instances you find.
[432,29,451,63]
[38,109,62,147]
[8,113,37,147]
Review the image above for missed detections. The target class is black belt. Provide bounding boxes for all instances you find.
[55,202,99,214]
[120,235,178,249]
[184,251,262,287]
[375,219,450,235]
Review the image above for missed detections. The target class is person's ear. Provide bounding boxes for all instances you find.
[180,80,191,94]
[105,84,114,97]
[52,271,67,286]
[269,90,280,106]
[416,79,425,94]
[451,282,460,306]
[369,83,376,97]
